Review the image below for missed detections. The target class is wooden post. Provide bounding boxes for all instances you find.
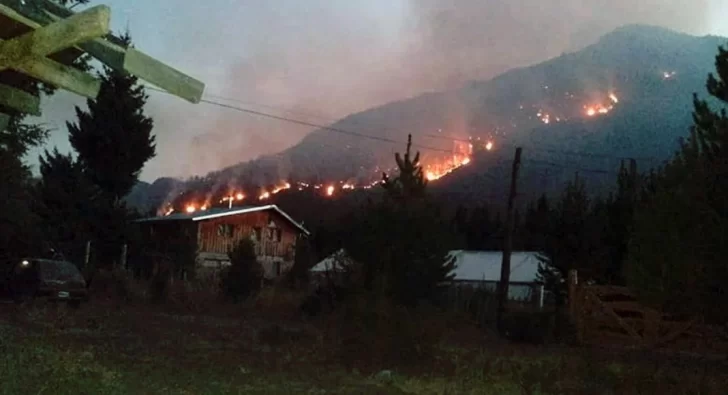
[120,244,128,271]
[568,269,582,343]
[496,147,522,334]
[84,240,91,270]
[539,284,545,310]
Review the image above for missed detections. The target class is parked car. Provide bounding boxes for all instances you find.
[2,258,89,307]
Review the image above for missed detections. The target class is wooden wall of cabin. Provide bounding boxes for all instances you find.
[140,221,199,250]
[197,211,299,261]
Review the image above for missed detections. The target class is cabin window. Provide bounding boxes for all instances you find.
[217,224,234,238]
[252,227,262,241]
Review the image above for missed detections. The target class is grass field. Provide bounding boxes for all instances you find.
[1,299,727,394]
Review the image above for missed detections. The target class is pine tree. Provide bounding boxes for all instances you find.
[537,175,607,304]
[381,134,427,203]
[67,33,156,204]
[35,149,101,263]
[347,135,455,306]
[626,43,728,322]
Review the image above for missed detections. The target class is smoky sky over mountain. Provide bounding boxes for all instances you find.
[30,0,725,182]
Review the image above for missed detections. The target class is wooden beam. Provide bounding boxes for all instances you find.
[123,48,205,104]
[0,5,110,70]
[0,83,40,115]
[17,56,100,98]
[2,1,205,104]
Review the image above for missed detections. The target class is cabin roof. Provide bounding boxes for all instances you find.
[136,204,310,235]
[311,249,543,283]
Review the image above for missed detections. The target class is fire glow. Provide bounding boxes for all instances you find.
[585,92,619,117]
[164,139,484,215]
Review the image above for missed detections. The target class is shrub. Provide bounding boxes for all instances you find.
[220,238,264,302]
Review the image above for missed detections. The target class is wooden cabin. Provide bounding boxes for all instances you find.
[137,205,310,279]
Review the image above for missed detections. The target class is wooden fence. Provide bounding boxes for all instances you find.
[568,270,728,354]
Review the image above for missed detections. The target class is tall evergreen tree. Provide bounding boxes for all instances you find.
[381,134,427,203]
[626,44,728,322]
[346,136,455,306]
[602,161,638,285]
[35,149,101,263]
[67,33,156,204]
[523,194,551,252]
[537,175,608,304]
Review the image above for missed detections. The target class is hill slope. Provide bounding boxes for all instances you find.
[135,25,726,212]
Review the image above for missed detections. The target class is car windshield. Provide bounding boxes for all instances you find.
[36,260,85,283]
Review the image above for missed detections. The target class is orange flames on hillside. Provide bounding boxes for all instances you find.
[163,150,476,216]
[585,92,619,118]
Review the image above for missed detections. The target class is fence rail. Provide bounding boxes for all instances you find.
[568,270,728,353]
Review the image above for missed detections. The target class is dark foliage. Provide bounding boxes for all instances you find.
[535,175,610,305]
[286,236,312,289]
[221,238,264,302]
[35,149,101,265]
[0,149,41,266]
[626,43,728,323]
[345,135,456,307]
[67,33,155,204]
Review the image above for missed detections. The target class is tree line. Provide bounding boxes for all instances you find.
[1,32,156,280]
[305,43,728,326]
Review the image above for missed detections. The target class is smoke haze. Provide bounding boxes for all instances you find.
[29,0,719,182]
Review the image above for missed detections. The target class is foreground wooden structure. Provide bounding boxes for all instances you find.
[568,270,728,355]
[0,0,204,131]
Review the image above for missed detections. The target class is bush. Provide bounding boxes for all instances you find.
[220,239,264,302]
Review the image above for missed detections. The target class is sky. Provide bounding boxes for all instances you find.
[27,0,728,182]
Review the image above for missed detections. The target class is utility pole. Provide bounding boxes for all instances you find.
[496,147,522,335]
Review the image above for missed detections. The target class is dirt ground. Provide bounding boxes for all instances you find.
[1,299,728,394]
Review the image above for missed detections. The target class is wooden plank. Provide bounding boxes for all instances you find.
[16,55,100,98]
[0,5,110,70]
[588,285,635,298]
[605,301,651,314]
[2,2,204,104]
[0,83,39,114]
[123,48,204,104]
[655,317,699,346]
[588,288,642,340]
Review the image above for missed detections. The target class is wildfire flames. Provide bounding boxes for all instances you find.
[164,149,475,216]
[161,89,623,217]
[584,92,619,118]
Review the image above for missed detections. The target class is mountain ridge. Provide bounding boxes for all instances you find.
[127,24,727,213]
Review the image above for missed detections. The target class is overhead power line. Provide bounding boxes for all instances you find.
[147,86,454,154]
[145,86,639,176]
[523,159,619,175]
